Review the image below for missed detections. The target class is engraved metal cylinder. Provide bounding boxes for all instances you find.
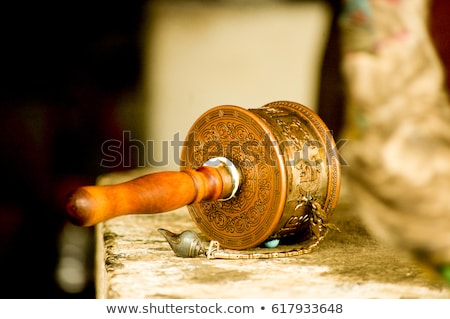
[180,101,341,250]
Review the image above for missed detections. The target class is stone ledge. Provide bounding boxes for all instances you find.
[95,169,450,299]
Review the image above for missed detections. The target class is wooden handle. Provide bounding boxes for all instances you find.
[65,165,234,227]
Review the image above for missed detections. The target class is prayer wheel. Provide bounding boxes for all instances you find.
[66,101,341,250]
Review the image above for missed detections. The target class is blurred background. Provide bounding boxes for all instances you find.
[0,0,448,298]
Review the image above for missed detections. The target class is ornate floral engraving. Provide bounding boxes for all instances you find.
[182,102,340,249]
[183,106,285,248]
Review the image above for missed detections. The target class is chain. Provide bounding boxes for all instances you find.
[205,200,339,260]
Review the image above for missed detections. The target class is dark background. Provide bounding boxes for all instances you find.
[0,0,448,298]
[0,1,147,298]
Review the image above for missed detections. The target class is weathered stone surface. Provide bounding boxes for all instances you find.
[95,171,450,299]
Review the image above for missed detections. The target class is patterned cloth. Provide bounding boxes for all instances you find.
[340,0,450,281]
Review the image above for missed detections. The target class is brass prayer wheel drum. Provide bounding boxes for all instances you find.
[181,101,341,249]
